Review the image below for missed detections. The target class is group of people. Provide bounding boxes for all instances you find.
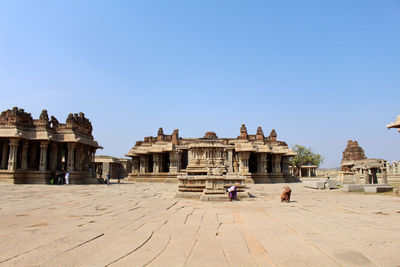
[50,171,70,185]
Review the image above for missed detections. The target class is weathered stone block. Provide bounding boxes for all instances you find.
[342,184,365,192]
[303,180,325,189]
[364,185,393,193]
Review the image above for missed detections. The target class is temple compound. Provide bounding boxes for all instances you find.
[0,107,100,184]
[95,155,132,180]
[126,124,296,184]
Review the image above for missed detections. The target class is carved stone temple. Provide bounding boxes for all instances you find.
[125,124,296,184]
[0,107,100,184]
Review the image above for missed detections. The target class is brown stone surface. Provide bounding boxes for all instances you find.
[0,182,399,266]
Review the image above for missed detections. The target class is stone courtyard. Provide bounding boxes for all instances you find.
[0,182,399,267]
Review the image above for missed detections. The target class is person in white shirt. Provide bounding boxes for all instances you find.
[65,171,70,185]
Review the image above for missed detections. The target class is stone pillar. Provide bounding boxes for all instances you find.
[258,153,266,174]
[132,157,139,172]
[308,168,311,177]
[281,157,290,175]
[21,141,29,170]
[382,166,388,184]
[67,143,76,172]
[364,168,370,184]
[7,138,19,171]
[139,155,148,173]
[239,152,250,174]
[272,154,281,173]
[39,141,49,171]
[50,142,58,171]
[153,153,160,174]
[1,141,8,169]
[169,151,181,174]
[227,149,234,174]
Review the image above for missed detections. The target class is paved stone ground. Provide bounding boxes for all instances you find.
[0,182,400,267]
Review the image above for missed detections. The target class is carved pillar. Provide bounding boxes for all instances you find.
[21,141,29,170]
[239,152,250,174]
[50,142,58,171]
[39,141,49,171]
[67,143,76,172]
[7,138,19,171]
[227,149,233,174]
[382,166,388,184]
[364,168,370,184]
[272,154,282,173]
[153,153,160,174]
[1,140,8,169]
[139,155,148,173]
[258,153,267,174]
[169,151,181,174]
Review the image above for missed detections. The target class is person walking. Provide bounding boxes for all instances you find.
[57,171,63,185]
[65,171,70,185]
[106,173,111,186]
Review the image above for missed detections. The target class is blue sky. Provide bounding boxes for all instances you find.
[0,1,399,168]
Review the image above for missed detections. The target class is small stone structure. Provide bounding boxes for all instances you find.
[340,140,367,171]
[289,165,318,178]
[0,107,100,184]
[126,125,297,183]
[95,155,132,179]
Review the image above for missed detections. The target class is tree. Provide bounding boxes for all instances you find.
[289,145,323,177]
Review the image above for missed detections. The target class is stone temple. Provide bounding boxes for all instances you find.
[126,124,296,184]
[0,107,100,184]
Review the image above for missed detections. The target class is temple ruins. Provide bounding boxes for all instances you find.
[126,124,296,184]
[95,155,132,180]
[339,139,400,187]
[0,107,100,184]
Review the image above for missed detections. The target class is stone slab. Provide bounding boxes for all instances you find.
[342,184,365,192]
[364,185,394,193]
[303,180,325,189]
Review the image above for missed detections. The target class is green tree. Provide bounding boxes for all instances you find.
[289,145,323,177]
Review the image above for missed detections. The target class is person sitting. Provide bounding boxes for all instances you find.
[281,186,291,203]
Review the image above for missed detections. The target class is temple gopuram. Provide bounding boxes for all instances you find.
[126,124,296,184]
[0,107,100,184]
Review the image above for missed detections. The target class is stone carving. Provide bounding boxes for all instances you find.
[39,109,49,121]
[0,107,33,126]
[66,112,93,137]
[267,129,277,141]
[203,131,218,139]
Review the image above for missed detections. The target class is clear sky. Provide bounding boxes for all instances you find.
[0,1,399,168]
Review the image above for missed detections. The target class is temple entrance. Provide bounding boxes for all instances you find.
[162,153,170,173]
[249,152,258,173]
[180,150,188,170]
[148,155,153,173]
